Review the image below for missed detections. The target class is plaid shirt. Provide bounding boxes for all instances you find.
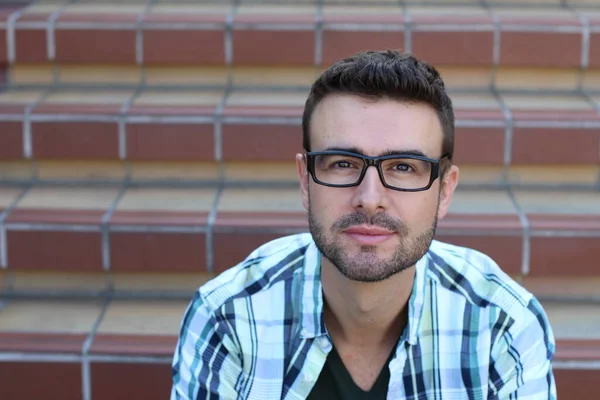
[171,233,556,400]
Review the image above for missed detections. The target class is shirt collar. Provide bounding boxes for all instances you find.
[299,235,431,344]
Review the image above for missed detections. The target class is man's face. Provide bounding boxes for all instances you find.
[296,94,459,282]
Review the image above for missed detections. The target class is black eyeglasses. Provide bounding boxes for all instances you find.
[305,150,448,192]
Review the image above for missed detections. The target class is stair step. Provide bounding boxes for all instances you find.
[0,296,597,400]
[1,185,599,276]
[0,88,599,172]
[2,2,600,69]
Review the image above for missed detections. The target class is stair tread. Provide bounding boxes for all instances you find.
[0,296,598,360]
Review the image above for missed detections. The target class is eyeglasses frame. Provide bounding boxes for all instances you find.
[305,150,449,192]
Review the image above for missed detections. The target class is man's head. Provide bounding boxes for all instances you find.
[296,50,459,283]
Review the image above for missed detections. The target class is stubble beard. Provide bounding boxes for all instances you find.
[308,203,438,283]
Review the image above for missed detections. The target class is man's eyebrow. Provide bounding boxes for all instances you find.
[323,146,429,158]
[379,149,428,158]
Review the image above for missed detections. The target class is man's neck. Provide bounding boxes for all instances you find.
[321,259,415,349]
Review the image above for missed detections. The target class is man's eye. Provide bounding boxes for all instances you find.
[332,160,355,168]
[393,163,414,172]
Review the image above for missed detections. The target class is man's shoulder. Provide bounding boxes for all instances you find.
[426,240,534,314]
[197,232,313,312]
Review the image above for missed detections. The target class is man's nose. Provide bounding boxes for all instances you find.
[351,166,388,214]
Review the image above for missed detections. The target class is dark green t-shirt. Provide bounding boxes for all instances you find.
[306,343,392,400]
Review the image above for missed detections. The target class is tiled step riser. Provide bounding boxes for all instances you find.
[2,229,599,277]
[0,299,597,400]
[2,222,600,278]
[0,187,599,277]
[0,361,172,400]
[0,359,597,400]
[0,119,599,166]
[2,4,600,69]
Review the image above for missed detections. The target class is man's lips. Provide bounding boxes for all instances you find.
[343,226,395,245]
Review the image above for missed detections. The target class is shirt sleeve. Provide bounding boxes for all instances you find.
[171,293,243,400]
[488,296,557,400]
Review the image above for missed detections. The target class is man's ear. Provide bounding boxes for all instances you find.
[296,153,310,211]
[437,164,459,220]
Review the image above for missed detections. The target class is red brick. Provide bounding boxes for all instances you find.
[0,362,81,400]
[454,127,504,165]
[7,230,103,271]
[127,123,214,161]
[500,32,581,68]
[143,30,225,65]
[434,235,523,276]
[589,32,600,68]
[512,128,600,165]
[213,232,291,272]
[109,232,206,272]
[221,123,301,161]
[15,29,47,63]
[32,122,119,159]
[529,236,600,276]
[322,30,404,66]
[0,28,6,63]
[92,363,171,400]
[412,31,494,66]
[0,121,23,159]
[55,29,136,63]
[233,30,315,65]
[555,369,600,400]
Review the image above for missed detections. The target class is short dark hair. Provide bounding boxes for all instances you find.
[302,50,454,163]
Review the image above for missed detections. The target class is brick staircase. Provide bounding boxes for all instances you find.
[0,1,599,399]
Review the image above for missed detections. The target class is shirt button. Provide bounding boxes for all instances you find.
[318,337,329,348]
[300,328,308,336]
[304,373,315,382]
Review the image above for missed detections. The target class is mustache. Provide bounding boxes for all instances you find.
[331,212,407,233]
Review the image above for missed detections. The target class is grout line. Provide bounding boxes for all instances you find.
[22,86,58,162]
[119,86,145,161]
[6,108,600,127]
[553,360,600,370]
[5,221,209,234]
[491,89,513,183]
[3,289,194,301]
[100,182,130,291]
[403,4,412,53]
[135,0,157,70]
[314,0,323,67]
[506,186,531,277]
[5,223,101,232]
[81,296,113,400]
[490,8,501,91]
[573,8,590,92]
[0,185,33,270]
[205,185,224,274]
[214,87,232,164]
[0,352,173,364]
[46,0,76,61]
[5,2,31,66]
[48,0,79,85]
[8,107,600,129]
[224,3,237,67]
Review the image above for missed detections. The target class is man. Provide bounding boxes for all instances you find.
[171,50,556,399]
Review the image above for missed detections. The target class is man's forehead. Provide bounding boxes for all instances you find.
[309,94,444,157]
